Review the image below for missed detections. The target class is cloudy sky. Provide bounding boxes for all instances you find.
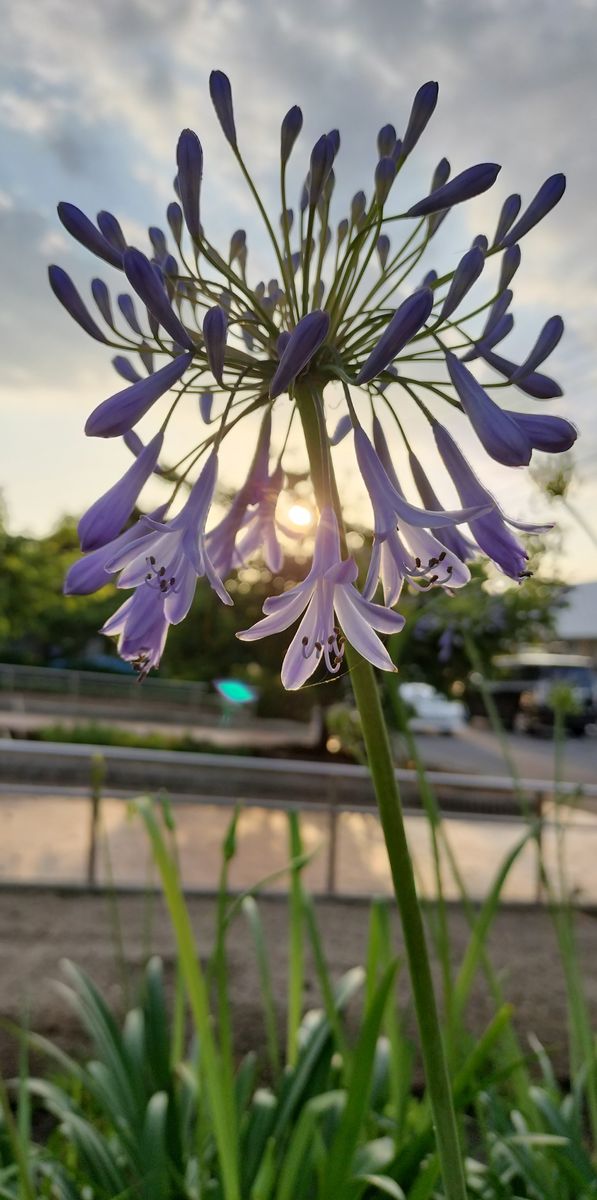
[1,0,596,582]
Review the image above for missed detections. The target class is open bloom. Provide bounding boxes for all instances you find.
[237,507,404,689]
[52,69,573,685]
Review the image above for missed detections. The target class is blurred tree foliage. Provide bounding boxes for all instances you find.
[0,506,565,711]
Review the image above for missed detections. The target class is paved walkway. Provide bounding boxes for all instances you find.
[2,788,597,903]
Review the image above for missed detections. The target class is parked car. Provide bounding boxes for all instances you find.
[465,651,596,735]
[400,682,466,735]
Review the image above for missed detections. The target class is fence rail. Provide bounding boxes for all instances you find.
[1,739,596,900]
[0,662,218,710]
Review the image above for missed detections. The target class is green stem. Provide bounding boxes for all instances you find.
[346,653,467,1200]
[295,381,467,1200]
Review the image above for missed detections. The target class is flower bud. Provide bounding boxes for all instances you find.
[176,128,203,243]
[48,265,108,343]
[281,105,303,165]
[203,305,228,384]
[407,163,501,217]
[209,70,237,147]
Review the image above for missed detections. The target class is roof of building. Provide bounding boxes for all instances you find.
[555,582,597,641]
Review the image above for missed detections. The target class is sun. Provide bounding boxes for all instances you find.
[287,503,313,528]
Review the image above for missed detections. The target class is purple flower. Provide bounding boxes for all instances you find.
[492,195,521,247]
[308,135,335,206]
[433,420,551,579]
[123,247,195,351]
[439,247,484,320]
[270,310,329,398]
[64,506,169,596]
[502,411,576,453]
[374,157,396,205]
[406,163,501,218]
[351,191,366,225]
[500,174,566,247]
[176,128,203,244]
[446,352,532,467]
[57,202,123,269]
[509,315,563,383]
[497,245,521,292]
[91,279,113,326]
[209,70,237,147]
[376,235,390,269]
[107,452,231,621]
[167,202,183,244]
[203,306,228,385]
[481,349,562,399]
[281,106,303,165]
[96,211,127,254]
[377,124,396,157]
[330,414,353,446]
[199,390,214,422]
[48,266,108,344]
[85,352,193,437]
[355,420,487,530]
[361,420,471,604]
[408,450,477,563]
[78,432,164,551]
[118,294,144,337]
[401,81,439,158]
[237,506,404,689]
[101,585,170,679]
[356,288,433,384]
[113,356,142,384]
[234,463,285,573]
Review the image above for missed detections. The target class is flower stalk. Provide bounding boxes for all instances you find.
[296,380,467,1200]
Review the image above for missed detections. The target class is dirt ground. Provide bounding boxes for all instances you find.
[1,887,595,1083]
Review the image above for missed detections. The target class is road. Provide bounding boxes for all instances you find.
[396,721,597,786]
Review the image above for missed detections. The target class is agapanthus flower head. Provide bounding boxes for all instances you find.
[52,71,572,687]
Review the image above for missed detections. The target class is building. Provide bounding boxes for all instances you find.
[553,582,597,660]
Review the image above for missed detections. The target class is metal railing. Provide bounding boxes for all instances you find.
[0,662,218,710]
[2,739,596,901]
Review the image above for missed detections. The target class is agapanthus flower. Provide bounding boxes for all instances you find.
[52,71,573,686]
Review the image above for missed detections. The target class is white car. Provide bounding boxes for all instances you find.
[400,682,466,735]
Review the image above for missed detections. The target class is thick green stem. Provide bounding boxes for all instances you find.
[295,382,467,1200]
[346,653,467,1200]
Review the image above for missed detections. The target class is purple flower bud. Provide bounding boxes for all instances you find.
[461,313,514,363]
[501,174,566,247]
[112,355,142,384]
[57,202,123,269]
[270,310,330,398]
[117,293,144,337]
[229,229,246,262]
[337,218,349,244]
[401,81,439,158]
[471,234,488,253]
[149,226,168,261]
[407,163,501,218]
[209,70,237,147]
[281,105,303,165]
[377,123,396,157]
[330,414,353,446]
[504,411,576,453]
[96,211,127,254]
[280,207,294,232]
[351,191,367,225]
[327,129,340,157]
[356,288,433,385]
[91,278,113,326]
[299,182,309,213]
[123,430,165,475]
[375,156,396,205]
[421,269,438,288]
[167,201,183,244]
[199,391,214,422]
[123,247,194,350]
[482,349,562,398]
[78,432,164,551]
[48,265,108,343]
[439,246,484,320]
[86,351,193,437]
[203,305,228,385]
[446,352,532,466]
[498,245,521,292]
[431,158,451,191]
[510,316,564,383]
[308,134,335,206]
[139,345,154,375]
[492,194,521,247]
[376,234,390,269]
[176,128,203,243]
[276,331,291,358]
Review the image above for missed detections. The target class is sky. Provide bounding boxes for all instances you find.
[1,0,597,583]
